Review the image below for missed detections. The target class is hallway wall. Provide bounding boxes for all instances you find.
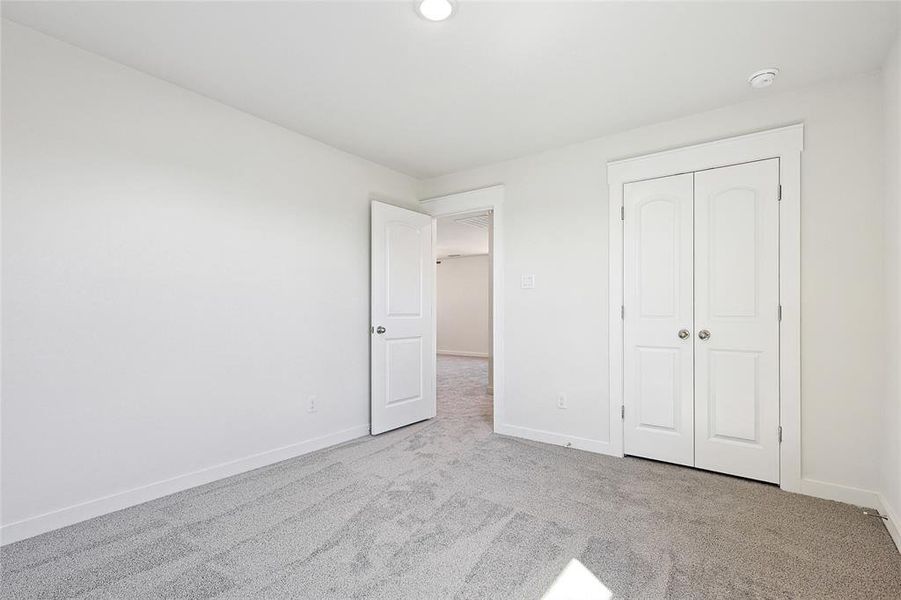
[437,255,491,358]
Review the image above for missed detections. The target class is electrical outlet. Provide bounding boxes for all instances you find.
[307,395,318,413]
[557,394,567,409]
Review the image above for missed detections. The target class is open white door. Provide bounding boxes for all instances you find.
[371,201,435,435]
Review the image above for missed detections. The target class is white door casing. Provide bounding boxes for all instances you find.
[623,174,695,466]
[609,124,802,493]
[420,185,505,435]
[693,159,781,483]
[371,201,435,435]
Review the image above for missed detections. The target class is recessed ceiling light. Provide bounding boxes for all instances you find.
[748,68,779,89]
[416,0,455,22]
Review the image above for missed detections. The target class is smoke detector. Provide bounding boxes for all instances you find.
[748,68,779,89]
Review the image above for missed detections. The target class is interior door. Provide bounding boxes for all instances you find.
[371,201,435,435]
[623,173,695,466]
[694,159,780,483]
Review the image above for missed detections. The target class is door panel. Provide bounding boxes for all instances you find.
[709,350,760,441]
[623,173,694,466]
[637,347,678,429]
[371,201,435,435]
[694,159,780,483]
[386,222,424,317]
[385,338,423,405]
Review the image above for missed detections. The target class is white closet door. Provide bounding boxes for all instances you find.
[623,174,694,466]
[694,159,780,483]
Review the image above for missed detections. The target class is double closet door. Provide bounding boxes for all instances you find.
[623,159,780,483]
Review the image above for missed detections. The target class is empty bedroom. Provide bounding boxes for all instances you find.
[1,1,901,599]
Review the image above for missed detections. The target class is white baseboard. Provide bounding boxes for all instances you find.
[6,422,898,556]
[877,493,901,553]
[0,424,369,546]
[437,350,489,358]
[495,423,619,457]
[799,478,882,508]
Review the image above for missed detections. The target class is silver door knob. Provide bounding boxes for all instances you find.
[698,329,711,340]
[678,329,690,340]
[375,326,386,334]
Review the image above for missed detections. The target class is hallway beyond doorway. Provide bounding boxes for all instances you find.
[437,355,491,424]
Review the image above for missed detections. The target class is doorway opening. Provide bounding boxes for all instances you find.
[435,211,493,426]
[370,185,503,436]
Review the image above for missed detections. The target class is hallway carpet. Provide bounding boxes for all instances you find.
[2,356,900,599]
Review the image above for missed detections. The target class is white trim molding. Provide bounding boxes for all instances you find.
[496,424,615,455]
[607,124,804,494]
[437,350,490,358]
[0,424,368,546]
[798,478,882,509]
[421,185,505,433]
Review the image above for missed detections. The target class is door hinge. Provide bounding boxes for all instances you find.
[777,185,782,201]
[621,305,625,320]
[621,206,624,221]
[778,426,783,443]
[621,405,625,420]
[778,305,782,321]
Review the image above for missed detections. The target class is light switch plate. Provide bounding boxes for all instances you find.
[521,274,536,289]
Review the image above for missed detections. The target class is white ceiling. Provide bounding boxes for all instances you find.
[3,1,899,178]
[437,212,489,258]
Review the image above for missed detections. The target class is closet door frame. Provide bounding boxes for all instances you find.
[607,124,803,494]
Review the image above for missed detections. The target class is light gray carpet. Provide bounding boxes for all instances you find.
[2,355,900,599]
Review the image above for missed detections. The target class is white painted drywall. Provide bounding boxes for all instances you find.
[0,22,418,541]
[420,73,888,498]
[881,27,901,544]
[437,255,490,357]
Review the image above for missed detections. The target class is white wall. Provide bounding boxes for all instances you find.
[0,22,418,542]
[437,255,490,357]
[420,73,888,501]
[881,27,901,546]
